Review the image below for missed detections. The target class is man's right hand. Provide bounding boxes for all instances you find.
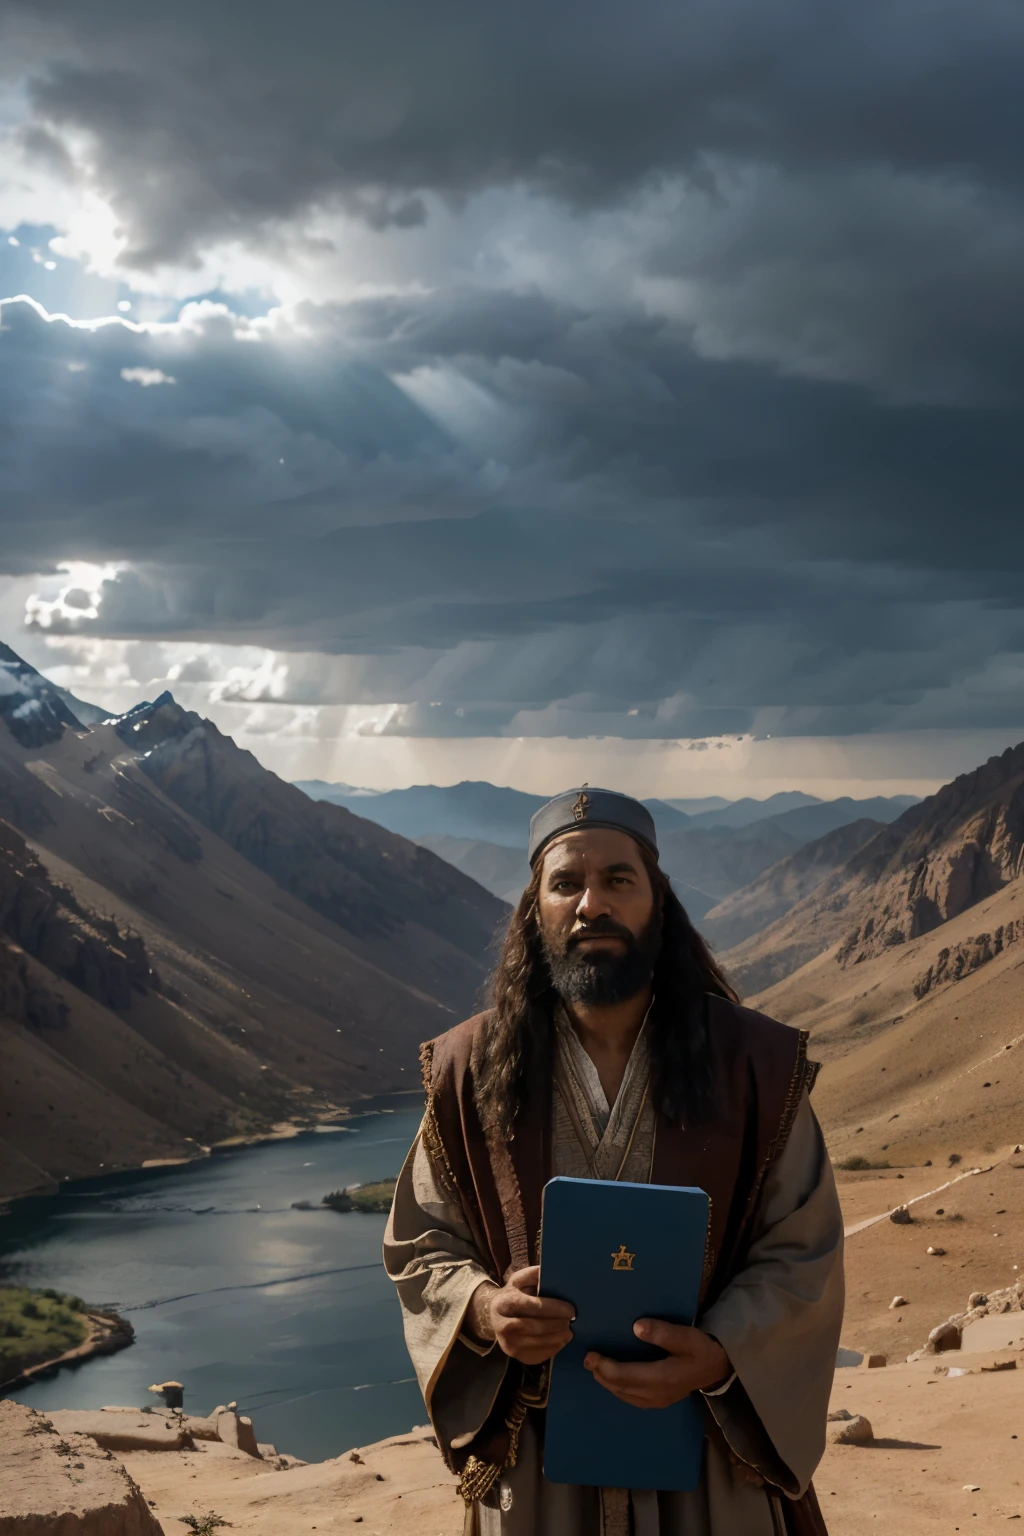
[468,1265,575,1365]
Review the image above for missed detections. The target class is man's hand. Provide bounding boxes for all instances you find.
[467,1266,575,1365]
[584,1320,730,1409]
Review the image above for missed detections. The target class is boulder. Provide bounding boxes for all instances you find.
[889,1296,908,1309]
[215,1409,260,1458]
[926,1245,946,1256]
[926,1320,962,1354]
[181,1414,221,1442]
[968,1292,988,1308]
[827,1413,874,1445]
[0,1400,161,1535]
[889,1205,913,1225]
[46,1410,192,1453]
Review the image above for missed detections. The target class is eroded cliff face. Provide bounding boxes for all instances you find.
[836,747,1024,967]
[724,742,1024,995]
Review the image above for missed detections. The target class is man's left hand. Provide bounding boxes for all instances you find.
[583,1320,730,1409]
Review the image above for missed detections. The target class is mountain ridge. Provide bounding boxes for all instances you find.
[0,645,506,1200]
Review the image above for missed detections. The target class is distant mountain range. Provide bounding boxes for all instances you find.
[297,778,919,916]
[0,645,505,1201]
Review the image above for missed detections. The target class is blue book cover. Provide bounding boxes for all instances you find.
[539,1175,711,1491]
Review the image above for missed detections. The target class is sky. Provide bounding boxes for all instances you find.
[2,0,1023,799]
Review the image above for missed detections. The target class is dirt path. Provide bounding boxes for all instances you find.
[843,1165,984,1236]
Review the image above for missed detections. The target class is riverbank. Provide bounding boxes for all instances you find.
[0,1289,134,1394]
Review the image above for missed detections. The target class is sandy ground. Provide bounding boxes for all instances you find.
[123,1427,463,1536]
[837,1151,1024,1362]
[116,1350,1024,1534]
[821,1350,1024,1531]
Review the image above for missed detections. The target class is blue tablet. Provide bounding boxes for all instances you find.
[539,1175,710,1491]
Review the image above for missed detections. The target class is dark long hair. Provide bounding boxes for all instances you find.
[477,843,739,1136]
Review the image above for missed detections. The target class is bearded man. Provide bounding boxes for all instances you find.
[384,787,843,1536]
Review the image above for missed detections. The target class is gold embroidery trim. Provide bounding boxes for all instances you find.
[418,1039,460,1203]
[763,1028,810,1168]
[457,1366,550,1505]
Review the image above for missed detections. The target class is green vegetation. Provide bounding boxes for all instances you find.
[0,1286,90,1381]
[322,1178,397,1214]
[837,1155,891,1171]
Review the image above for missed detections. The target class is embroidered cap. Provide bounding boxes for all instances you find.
[527,785,659,866]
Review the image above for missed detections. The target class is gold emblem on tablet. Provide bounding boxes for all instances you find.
[611,1244,635,1271]
[573,786,590,822]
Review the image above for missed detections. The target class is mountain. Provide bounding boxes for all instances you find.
[657,819,805,918]
[295,778,693,847]
[760,795,920,841]
[53,685,113,726]
[724,741,1024,996]
[310,778,917,917]
[0,642,86,748]
[712,742,1024,1175]
[700,818,885,951]
[683,791,823,828]
[681,791,917,831]
[415,835,530,907]
[295,779,550,846]
[0,648,506,1201]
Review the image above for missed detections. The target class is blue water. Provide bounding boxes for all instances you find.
[0,1096,425,1463]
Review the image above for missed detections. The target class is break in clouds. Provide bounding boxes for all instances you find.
[1,0,1024,747]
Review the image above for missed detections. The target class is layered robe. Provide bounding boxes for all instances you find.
[383,999,844,1535]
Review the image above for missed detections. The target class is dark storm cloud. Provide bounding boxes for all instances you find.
[4,292,1024,738]
[4,0,1024,265]
[3,0,1024,741]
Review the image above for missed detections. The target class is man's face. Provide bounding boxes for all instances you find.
[536,828,662,1006]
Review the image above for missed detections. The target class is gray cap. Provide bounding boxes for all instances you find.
[528,786,659,866]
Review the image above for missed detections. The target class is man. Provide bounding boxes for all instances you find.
[384,787,843,1535]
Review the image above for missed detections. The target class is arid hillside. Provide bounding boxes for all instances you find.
[701,817,884,951]
[723,741,1024,995]
[0,648,506,1201]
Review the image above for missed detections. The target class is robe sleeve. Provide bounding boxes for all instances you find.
[697,1091,844,1498]
[382,1122,510,1457]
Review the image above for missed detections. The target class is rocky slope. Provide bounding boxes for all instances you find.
[723,740,1024,995]
[0,647,506,1200]
[701,818,884,951]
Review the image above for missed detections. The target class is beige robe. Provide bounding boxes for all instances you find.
[383,1016,844,1534]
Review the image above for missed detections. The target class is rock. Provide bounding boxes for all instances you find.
[890,1205,913,1225]
[862,1353,887,1369]
[0,1400,161,1534]
[827,1413,874,1445]
[47,1410,192,1453]
[981,1358,1017,1372]
[927,1320,962,1353]
[927,1245,947,1256]
[968,1292,988,1308]
[147,1381,183,1409]
[215,1409,261,1458]
[890,1296,909,1309]
[827,1409,854,1421]
[181,1414,221,1442]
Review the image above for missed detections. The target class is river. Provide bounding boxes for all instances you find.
[0,1096,424,1464]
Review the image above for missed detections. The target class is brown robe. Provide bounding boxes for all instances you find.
[387,995,842,1534]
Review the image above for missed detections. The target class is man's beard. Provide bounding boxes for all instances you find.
[542,911,662,1007]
